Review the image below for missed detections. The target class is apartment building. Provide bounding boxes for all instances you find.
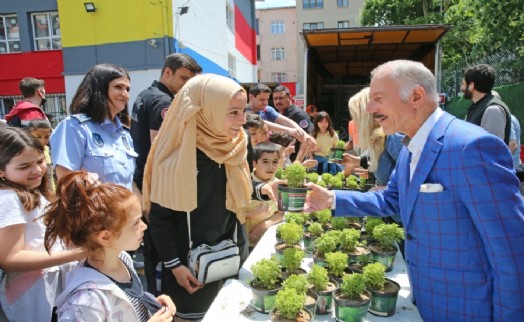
[256,0,297,92]
[0,0,256,122]
[296,0,364,94]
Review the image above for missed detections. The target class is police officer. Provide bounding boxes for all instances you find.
[272,85,314,161]
[51,64,136,190]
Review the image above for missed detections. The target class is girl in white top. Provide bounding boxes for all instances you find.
[0,127,85,322]
[43,171,175,322]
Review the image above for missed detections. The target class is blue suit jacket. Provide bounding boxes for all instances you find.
[335,112,524,321]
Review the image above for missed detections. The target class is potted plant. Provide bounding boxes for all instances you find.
[329,140,346,162]
[278,163,308,212]
[363,262,401,317]
[283,212,307,226]
[313,234,337,267]
[369,223,404,271]
[348,252,373,274]
[275,222,303,258]
[362,217,383,244]
[330,176,344,189]
[250,257,282,313]
[345,175,360,190]
[281,274,317,317]
[308,264,338,315]
[324,251,350,285]
[270,288,312,321]
[321,173,334,186]
[339,228,370,265]
[303,222,323,253]
[333,273,371,322]
[331,217,348,231]
[306,172,319,183]
[280,247,306,278]
[311,208,332,230]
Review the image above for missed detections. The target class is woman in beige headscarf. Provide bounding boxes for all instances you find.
[141,74,253,321]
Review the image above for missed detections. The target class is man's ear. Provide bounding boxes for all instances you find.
[411,85,426,108]
[96,230,113,248]
[468,82,474,91]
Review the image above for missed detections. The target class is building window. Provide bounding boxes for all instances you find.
[255,18,259,35]
[272,72,287,83]
[303,22,324,30]
[257,45,260,61]
[271,47,285,61]
[228,53,236,78]
[337,0,349,7]
[0,15,21,53]
[32,12,61,51]
[303,0,324,9]
[271,20,285,34]
[338,21,349,28]
[226,4,234,32]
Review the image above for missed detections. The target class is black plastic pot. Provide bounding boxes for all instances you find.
[333,289,371,322]
[369,244,398,272]
[278,185,307,212]
[328,147,345,162]
[367,278,401,317]
[250,280,282,314]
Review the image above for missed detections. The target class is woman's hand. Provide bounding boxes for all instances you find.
[171,265,203,294]
[148,305,174,322]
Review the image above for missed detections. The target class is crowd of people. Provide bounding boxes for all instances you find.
[0,56,523,322]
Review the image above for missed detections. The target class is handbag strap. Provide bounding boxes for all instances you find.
[186,211,237,249]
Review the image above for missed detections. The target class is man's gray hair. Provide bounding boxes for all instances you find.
[371,60,439,105]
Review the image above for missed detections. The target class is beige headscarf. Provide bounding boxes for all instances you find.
[141,74,252,215]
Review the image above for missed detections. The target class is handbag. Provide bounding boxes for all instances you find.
[186,212,241,284]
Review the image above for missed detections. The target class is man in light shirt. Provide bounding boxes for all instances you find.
[305,60,524,321]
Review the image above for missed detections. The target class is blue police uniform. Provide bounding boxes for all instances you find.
[50,113,137,189]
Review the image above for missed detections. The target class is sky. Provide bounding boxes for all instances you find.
[255,0,296,10]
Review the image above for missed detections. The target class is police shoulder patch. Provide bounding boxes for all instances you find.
[299,119,309,129]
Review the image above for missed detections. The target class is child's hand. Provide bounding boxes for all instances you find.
[301,159,318,169]
[245,203,270,219]
[155,294,176,316]
[249,221,270,244]
[148,305,173,321]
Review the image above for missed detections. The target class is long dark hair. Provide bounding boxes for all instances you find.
[312,111,335,138]
[70,64,130,123]
[0,127,49,211]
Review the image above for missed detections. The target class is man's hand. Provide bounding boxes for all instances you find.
[304,182,335,212]
[171,265,203,294]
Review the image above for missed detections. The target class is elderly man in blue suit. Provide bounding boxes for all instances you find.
[306,60,524,321]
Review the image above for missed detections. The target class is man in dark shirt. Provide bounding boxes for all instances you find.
[130,53,201,292]
[131,53,202,190]
[272,85,314,161]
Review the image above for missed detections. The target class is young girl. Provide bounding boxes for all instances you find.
[43,171,175,321]
[0,127,85,322]
[27,119,55,192]
[312,111,342,174]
